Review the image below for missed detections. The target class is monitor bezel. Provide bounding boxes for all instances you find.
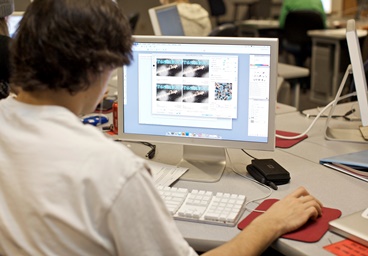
[117,35,278,151]
[346,19,368,127]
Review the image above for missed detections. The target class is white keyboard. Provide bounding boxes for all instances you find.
[157,186,246,226]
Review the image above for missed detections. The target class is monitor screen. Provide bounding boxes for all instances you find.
[7,12,23,38]
[117,36,278,182]
[148,4,185,36]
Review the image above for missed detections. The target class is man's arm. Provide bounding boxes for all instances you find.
[202,187,323,256]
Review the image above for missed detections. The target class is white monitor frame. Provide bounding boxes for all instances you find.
[325,19,368,142]
[117,36,278,181]
[346,19,368,127]
[148,3,185,36]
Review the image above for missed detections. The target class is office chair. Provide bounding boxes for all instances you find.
[255,0,272,19]
[282,10,324,67]
[207,0,226,25]
[208,23,238,37]
[128,11,140,33]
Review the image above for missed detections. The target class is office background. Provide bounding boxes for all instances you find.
[12,0,367,112]
[14,0,361,36]
[10,0,341,34]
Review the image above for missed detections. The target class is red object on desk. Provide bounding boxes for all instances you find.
[324,239,368,255]
[237,199,341,243]
[276,130,308,148]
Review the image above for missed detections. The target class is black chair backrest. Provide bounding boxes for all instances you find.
[208,23,238,37]
[207,0,226,17]
[258,0,272,19]
[283,10,324,45]
[247,0,273,20]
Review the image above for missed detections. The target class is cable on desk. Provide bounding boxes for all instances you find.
[114,139,156,159]
[341,101,361,121]
[299,108,356,119]
[276,91,357,140]
[140,142,156,159]
[241,149,257,159]
[225,149,272,213]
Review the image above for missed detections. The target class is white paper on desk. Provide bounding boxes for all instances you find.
[146,161,188,187]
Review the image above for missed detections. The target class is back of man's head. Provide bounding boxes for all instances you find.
[11,0,133,95]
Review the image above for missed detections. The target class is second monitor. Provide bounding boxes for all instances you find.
[148,3,185,36]
[117,36,278,182]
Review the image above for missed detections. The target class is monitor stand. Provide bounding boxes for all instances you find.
[177,145,226,182]
[324,65,368,143]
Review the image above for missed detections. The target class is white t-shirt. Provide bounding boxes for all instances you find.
[0,97,198,256]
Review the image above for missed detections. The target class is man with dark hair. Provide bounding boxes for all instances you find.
[0,0,322,255]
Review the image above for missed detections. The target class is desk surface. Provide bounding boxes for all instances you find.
[238,19,279,29]
[106,69,367,255]
[238,18,365,32]
[121,102,368,255]
[308,28,368,39]
[277,102,368,160]
[278,63,309,79]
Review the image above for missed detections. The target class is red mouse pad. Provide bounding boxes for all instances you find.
[276,130,308,148]
[238,199,341,243]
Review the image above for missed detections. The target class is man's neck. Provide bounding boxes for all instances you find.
[16,89,84,115]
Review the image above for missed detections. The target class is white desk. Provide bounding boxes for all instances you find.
[277,102,368,160]
[118,102,368,255]
[278,63,310,109]
[308,28,367,105]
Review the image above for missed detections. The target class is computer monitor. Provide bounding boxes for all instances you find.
[325,19,368,142]
[346,20,368,129]
[117,36,278,182]
[7,11,23,38]
[148,4,185,36]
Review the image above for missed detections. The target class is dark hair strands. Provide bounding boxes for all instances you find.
[10,0,133,95]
